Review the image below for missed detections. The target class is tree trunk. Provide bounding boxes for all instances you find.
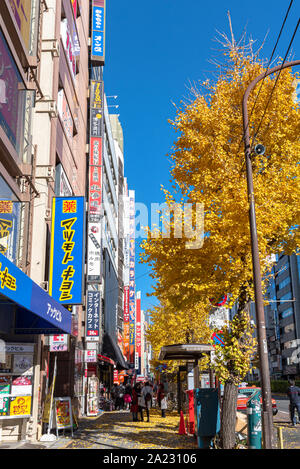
[220,381,238,449]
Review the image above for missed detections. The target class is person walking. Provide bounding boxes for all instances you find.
[136,382,145,421]
[124,383,132,411]
[142,381,153,422]
[287,378,300,426]
[131,383,139,422]
[111,383,119,410]
[117,382,125,410]
[157,382,167,417]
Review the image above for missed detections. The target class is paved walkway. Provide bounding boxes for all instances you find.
[0,409,197,450]
[60,409,198,450]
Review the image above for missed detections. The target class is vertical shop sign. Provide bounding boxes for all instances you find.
[60,18,77,81]
[135,292,141,374]
[90,81,104,139]
[87,80,104,287]
[57,89,73,141]
[71,0,77,18]
[88,136,102,221]
[49,197,85,304]
[128,191,135,365]
[123,285,130,360]
[91,0,106,64]
[86,290,100,341]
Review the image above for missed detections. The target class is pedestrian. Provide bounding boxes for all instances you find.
[142,381,153,422]
[136,382,145,421]
[157,382,167,417]
[287,378,300,426]
[156,382,164,408]
[111,383,119,409]
[124,383,132,411]
[131,383,141,422]
[118,382,125,410]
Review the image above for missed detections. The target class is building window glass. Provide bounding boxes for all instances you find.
[0,28,26,157]
[0,175,21,265]
[281,307,293,319]
[278,277,291,290]
[280,292,292,301]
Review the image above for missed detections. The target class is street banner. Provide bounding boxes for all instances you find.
[86,290,100,341]
[123,285,130,360]
[91,0,106,64]
[87,221,102,282]
[128,191,135,365]
[135,291,141,374]
[49,197,85,305]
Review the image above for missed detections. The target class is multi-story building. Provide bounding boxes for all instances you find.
[0,0,89,442]
[229,253,300,381]
[0,0,139,439]
[266,253,300,378]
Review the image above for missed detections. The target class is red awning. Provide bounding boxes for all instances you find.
[97,354,115,366]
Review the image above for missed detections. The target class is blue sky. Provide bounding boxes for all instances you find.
[103,0,300,313]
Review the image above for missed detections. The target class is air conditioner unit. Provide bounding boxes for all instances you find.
[48,100,57,118]
[35,165,55,182]
[45,208,51,220]
[35,99,58,118]
[51,40,60,57]
[41,38,60,57]
[46,166,55,181]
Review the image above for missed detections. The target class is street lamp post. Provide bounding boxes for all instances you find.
[242,59,300,449]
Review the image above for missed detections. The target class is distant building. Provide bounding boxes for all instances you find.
[265,253,300,378]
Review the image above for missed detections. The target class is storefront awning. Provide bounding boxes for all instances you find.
[102,333,129,371]
[97,354,115,366]
[0,253,72,334]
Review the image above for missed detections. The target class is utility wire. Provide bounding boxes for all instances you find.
[251,16,300,148]
[237,0,294,155]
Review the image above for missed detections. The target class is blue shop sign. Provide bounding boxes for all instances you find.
[0,252,72,334]
[49,197,85,305]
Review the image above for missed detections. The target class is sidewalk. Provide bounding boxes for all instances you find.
[0,409,198,450]
[60,409,198,450]
[1,407,299,450]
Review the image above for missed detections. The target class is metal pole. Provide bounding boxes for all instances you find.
[242,59,300,449]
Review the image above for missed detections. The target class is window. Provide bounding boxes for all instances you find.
[0,175,21,265]
[278,277,291,290]
[281,307,294,319]
[280,292,292,301]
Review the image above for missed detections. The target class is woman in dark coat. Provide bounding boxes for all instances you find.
[131,383,139,421]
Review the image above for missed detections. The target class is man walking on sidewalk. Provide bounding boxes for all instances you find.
[287,378,300,426]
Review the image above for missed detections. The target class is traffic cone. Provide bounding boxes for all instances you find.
[178,410,187,435]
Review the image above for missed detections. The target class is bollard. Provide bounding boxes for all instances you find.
[247,389,262,449]
[277,427,284,449]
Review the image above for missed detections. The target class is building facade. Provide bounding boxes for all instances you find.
[0,0,89,442]
[266,253,300,378]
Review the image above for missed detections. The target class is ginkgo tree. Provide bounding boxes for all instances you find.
[140,37,300,448]
[146,299,212,375]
